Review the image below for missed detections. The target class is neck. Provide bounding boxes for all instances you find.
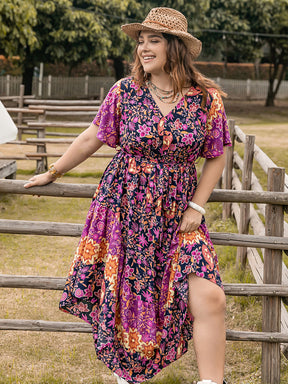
[150,73,173,91]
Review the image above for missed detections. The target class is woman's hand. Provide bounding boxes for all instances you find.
[179,207,203,233]
[24,172,55,188]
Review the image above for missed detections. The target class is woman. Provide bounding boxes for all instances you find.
[25,7,231,384]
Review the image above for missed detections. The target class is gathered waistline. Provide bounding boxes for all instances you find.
[116,149,195,169]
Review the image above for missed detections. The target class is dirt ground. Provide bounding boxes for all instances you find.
[225,99,288,150]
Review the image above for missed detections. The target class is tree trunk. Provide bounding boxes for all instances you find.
[22,61,34,96]
[265,82,275,107]
[112,56,125,80]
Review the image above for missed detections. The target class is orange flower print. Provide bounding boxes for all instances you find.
[128,328,140,351]
[164,200,177,219]
[98,238,109,263]
[128,157,140,174]
[81,238,97,263]
[143,163,153,174]
[163,131,173,151]
[157,118,165,135]
[202,244,214,270]
[104,255,118,280]
[142,342,155,359]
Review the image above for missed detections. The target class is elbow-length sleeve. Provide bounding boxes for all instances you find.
[93,80,121,148]
[200,88,232,159]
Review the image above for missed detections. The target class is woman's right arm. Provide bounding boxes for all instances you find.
[24,122,104,188]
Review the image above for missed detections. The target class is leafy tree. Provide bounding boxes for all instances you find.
[0,0,37,57]
[242,0,288,106]
[201,0,288,106]
[72,0,145,79]
[198,0,264,81]
[22,0,112,94]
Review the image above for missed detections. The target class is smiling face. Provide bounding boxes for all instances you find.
[137,31,168,76]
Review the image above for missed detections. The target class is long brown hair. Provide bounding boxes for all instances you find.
[130,33,226,108]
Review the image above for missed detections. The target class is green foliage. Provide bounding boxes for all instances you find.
[0,0,38,57]
[201,0,288,104]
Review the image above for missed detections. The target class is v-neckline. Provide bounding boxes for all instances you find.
[145,85,187,118]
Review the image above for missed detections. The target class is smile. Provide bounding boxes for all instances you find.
[142,56,155,62]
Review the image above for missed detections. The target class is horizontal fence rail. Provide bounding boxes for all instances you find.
[0,319,288,343]
[0,179,288,204]
[0,219,288,250]
[1,274,288,297]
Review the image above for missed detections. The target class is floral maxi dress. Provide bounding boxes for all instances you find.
[59,77,232,383]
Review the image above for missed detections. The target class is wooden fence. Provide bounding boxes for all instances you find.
[0,120,288,383]
[1,75,288,99]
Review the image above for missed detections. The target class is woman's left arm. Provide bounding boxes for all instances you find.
[179,148,226,233]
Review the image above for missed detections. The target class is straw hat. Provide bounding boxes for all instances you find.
[121,7,202,60]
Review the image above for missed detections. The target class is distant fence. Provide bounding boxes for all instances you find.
[1,75,288,100]
[0,75,115,99]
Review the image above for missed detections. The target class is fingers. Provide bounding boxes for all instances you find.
[179,209,202,233]
[23,173,52,188]
[179,222,199,233]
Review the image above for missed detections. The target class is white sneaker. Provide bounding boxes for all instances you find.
[114,373,130,384]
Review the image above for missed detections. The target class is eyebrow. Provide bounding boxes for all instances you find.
[138,33,163,39]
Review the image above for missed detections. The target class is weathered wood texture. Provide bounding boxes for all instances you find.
[25,152,115,159]
[6,108,45,114]
[231,171,288,358]
[27,121,89,128]
[25,99,101,106]
[1,274,288,297]
[0,218,288,250]
[237,135,255,267]
[235,124,288,193]
[0,160,17,179]
[262,168,285,384]
[0,179,287,204]
[28,105,100,112]
[0,319,288,343]
[223,120,235,219]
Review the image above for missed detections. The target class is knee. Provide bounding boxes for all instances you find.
[188,276,226,318]
[207,286,226,316]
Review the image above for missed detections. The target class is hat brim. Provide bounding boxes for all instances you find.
[121,23,202,60]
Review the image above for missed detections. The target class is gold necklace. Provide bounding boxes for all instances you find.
[146,81,180,104]
[147,80,173,95]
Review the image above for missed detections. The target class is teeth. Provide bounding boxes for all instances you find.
[143,56,155,60]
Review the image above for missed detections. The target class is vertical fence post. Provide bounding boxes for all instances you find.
[247,78,251,100]
[6,75,10,96]
[99,87,104,103]
[261,167,285,384]
[48,75,52,98]
[223,119,235,219]
[85,75,89,97]
[38,62,44,98]
[236,135,255,268]
[17,84,25,131]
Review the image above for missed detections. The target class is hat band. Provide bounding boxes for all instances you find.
[143,19,174,30]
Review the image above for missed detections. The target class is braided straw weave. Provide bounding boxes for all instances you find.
[121,7,202,60]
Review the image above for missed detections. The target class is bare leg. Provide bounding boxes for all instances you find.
[188,274,226,384]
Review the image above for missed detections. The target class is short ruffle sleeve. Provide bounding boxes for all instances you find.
[93,80,121,148]
[200,88,231,158]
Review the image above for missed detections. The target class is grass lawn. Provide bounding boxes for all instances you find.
[0,98,288,384]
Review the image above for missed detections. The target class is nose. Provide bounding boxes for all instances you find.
[138,40,149,52]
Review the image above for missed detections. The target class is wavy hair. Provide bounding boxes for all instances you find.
[130,33,226,108]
